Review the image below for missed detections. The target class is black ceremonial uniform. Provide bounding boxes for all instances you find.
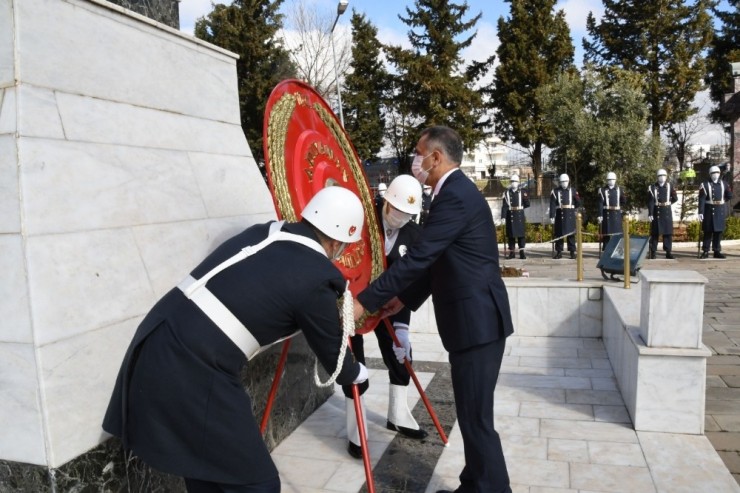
[344,218,421,397]
[647,182,678,257]
[103,221,361,488]
[699,179,733,255]
[598,185,627,251]
[549,186,581,255]
[501,188,530,255]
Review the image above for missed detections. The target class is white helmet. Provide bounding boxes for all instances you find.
[559,173,570,183]
[657,169,667,177]
[301,186,364,243]
[377,183,387,196]
[385,175,422,214]
[709,165,720,174]
[606,172,617,181]
[510,174,520,183]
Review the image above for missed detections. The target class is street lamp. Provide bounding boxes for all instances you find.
[330,0,349,127]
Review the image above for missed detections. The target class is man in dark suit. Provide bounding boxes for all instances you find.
[103,187,368,493]
[353,126,514,493]
[343,174,428,459]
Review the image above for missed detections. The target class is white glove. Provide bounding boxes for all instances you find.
[597,216,603,224]
[550,217,555,224]
[392,327,412,364]
[648,216,653,222]
[698,214,704,221]
[353,362,368,384]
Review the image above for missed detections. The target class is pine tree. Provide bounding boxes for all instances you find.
[491,0,575,194]
[384,0,494,172]
[195,0,296,168]
[583,0,715,137]
[705,0,740,124]
[342,12,388,163]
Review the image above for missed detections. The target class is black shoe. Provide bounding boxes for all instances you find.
[347,441,362,459]
[665,252,675,259]
[507,251,515,259]
[714,251,726,259]
[570,251,576,259]
[649,250,656,259]
[436,490,456,493]
[554,251,562,259]
[700,251,709,259]
[520,250,526,259]
[386,421,429,440]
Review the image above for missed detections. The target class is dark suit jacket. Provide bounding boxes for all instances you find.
[358,169,514,352]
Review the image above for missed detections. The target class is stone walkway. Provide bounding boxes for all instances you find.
[509,239,740,487]
[269,240,740,492]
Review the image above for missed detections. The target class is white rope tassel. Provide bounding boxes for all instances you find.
[314,281,356,387]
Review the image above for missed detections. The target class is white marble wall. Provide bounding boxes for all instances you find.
[639,270,707,348]
[411,280,603,340]
[0,0,275,468]
[604,285,710,435]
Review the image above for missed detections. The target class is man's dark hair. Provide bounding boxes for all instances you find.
[420,126,463,165]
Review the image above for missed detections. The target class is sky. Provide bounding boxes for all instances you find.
[177,0,731,147]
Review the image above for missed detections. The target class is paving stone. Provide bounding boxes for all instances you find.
[714,415,740,433]
[723,375,740,388]
[707,415,723,432]
[708,375,730,387]
[707,388,740,400]
[708,355,740,364]
[706,432,740,452]
[707,365,740,376]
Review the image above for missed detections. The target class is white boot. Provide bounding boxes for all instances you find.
[345,396,367,459]
[386,384,427,439]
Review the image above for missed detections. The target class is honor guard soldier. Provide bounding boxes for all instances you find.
[419,184,432,225]
[597,172,627,252]
[374,182,387,210]
[698,165,733,259]
[647,168,678,259]
[501,174,530,259]
[343,175,428,459]
[103,187,368,493]
[549,173,582,259]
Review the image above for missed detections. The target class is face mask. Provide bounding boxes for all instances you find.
[383,205,411,230]
[607,179,616,188]
[657,176,666,185]
[711,173,720,183]
[510,182,519,190]
[411,153,433,185]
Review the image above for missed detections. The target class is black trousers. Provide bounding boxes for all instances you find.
[185,476,280,493]
[554,234,575,253]
[649,233,672,253]
[449,338,512,493]
[702,231,723,252]
[342,323,411,398]
[507,237,525,250]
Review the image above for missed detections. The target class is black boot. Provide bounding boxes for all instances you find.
[714,251,726,259]
[507,251,515,259]
[665,251,675,259]
[570,251,576,259]
[553,251,562,259]
[520,250,526,259]
[649,250,656,259]
[700,251,709,259]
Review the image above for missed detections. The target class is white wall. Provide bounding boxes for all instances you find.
[0,0,275,467]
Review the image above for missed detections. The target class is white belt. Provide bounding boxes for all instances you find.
[177,221,323,359]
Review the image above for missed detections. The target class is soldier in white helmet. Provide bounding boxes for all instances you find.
[343,175,428,459]
[647,168,678,259]
[549,173,582,259]
[419,184,433,225]
[698,165,733,258]
[597,171,627,252]
[374,182,388,210]
[501,174,531,259]
[103,186,368,493]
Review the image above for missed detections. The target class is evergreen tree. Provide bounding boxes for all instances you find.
[384,0,494,172]
[342,12,388,163]
[491,0,575,194]
[705,0,740,124]
[538,69,663,219]
[195,0,295,168]
[583,0,715,137]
